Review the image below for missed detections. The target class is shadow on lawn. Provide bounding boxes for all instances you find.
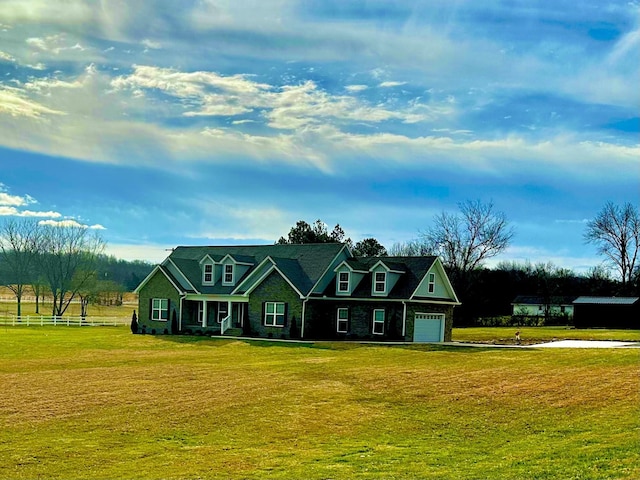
[145,332,488,353]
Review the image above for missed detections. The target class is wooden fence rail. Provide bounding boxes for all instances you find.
[0,315,130,327]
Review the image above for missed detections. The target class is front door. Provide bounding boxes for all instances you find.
[217,302,229,323]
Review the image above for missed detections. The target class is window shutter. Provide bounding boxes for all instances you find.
[284,303,289,327]
[149,298,152,320]
[166,299,171,321]
[261,302,266,326]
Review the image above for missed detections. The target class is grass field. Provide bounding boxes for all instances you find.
[0,299,136,319]
[1,327,638,479]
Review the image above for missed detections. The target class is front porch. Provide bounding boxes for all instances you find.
[181,297,248,335]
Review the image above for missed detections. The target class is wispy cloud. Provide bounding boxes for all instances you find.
[38,219,106,229]
[379,81,406,88]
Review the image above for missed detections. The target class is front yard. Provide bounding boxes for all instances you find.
[0,327,638,479]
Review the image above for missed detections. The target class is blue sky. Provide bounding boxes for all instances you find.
[0,1,638,272]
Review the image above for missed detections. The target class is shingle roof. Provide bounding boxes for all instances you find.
[573,296,639,305]
[167,244,345,295]
[325,256,437,299]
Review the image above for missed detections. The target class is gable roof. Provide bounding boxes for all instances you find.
[133,264,185,295]
[164,243,347,296]
[512,295,577,305]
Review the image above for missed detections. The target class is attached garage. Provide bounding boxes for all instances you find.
[413,313,445,342]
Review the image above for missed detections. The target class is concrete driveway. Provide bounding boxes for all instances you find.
[526,340,640,348]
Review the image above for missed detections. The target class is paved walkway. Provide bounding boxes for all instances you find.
[446,340,640,348]
[525,340,640,348]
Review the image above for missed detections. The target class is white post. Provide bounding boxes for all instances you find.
[202,300,208,328]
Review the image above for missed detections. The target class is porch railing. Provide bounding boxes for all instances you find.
[220,315,232,335]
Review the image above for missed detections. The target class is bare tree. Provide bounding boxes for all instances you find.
[584,202,639,291]
[39,224,105,317]
[388,240,431,256]
[0,219,41,317]
[420,200,514,282]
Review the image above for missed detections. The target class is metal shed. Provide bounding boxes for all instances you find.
[572,297,639,329]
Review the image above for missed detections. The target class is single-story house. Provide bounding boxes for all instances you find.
[572,296,639,329]
[134,243,460,342]
[511,296,575,319]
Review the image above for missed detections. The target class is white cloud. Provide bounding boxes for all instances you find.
[345,84,368,92]
[0,206,62,217]
[141,39,161,49]
[0,190,35,206]
[0,87,66,118]
[37,219,105,229]
[379,81,406,88]
[0,50,15,62]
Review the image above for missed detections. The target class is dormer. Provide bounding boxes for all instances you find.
[333,260,367,296]
[199,254,218,286]
[369,261,404,297]
[220,254,254,287]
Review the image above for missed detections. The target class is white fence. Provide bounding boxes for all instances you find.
[0,315,130,327]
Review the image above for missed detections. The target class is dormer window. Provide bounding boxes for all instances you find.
[374,272,386,293]
[223,264,234,285]
[203,263,214,284]
[428,273,435,293]
[337,271,350,293]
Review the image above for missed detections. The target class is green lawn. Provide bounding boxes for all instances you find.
[1,327,638,480]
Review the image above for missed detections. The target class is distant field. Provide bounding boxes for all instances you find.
[1,327,638,480]
[0,289,137,319]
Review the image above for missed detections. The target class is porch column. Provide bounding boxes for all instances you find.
[202,300,208,328]
[227,301,231,322]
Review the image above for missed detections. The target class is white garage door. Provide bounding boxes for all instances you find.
[413,313,445,342]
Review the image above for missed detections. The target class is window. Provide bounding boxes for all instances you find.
[197,302,204,324]
[338,271,350,292]
[203,263,213,284]
[428,273,436,294]
[223,264,234,285]
[374,272,386,293]
[373,309,385,335]
[337,308,349,333]
[264,302,285,327]
[151,298,168,321]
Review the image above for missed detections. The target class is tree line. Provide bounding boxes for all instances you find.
[2,200,637,323]
[0,219,153,317]
[276,200,640,324]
